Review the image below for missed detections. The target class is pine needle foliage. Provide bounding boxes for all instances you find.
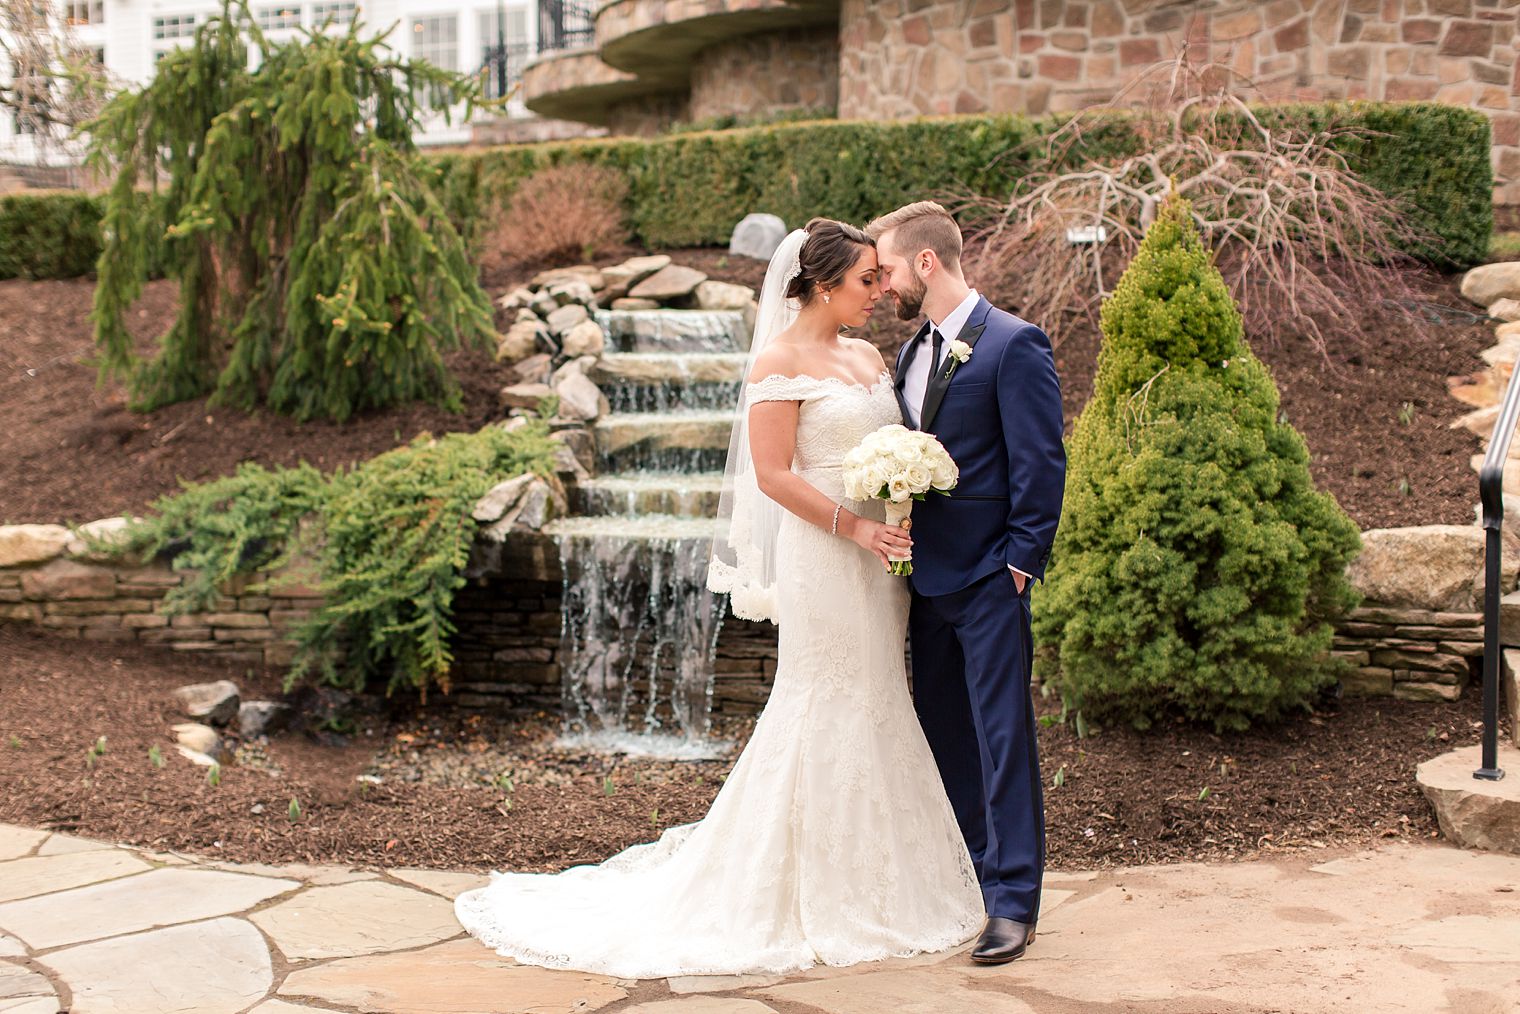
[291,423,557,697]
[1033,195,1361,733]
[113,422,557,699]
[116,462,326,613]
[86,0,493,421]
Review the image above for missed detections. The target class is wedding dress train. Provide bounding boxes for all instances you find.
[453,373,984,978]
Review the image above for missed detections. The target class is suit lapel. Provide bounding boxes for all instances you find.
[895,320,931,429]
[920,297,991,432]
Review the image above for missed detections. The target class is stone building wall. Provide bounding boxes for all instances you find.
[607,92,691,136]
[837,0,1520,202]
[688,26,842,123]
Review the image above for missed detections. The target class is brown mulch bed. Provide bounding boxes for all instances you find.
[0,623,1498,872]
[0,253,1492,529]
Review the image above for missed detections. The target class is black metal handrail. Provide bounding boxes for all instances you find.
[537,0,596,53]
[479,40,531,100]
[1475,355,1516,782]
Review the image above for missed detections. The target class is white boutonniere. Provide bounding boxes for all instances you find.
[944,339,972,379]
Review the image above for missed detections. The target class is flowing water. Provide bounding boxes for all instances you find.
[543,310,746,759]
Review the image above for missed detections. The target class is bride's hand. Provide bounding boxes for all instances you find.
[840,512,912,567]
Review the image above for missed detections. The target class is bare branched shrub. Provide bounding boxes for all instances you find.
[2,0,112,172]
[479,163,630,278]
[959,50,1436,351]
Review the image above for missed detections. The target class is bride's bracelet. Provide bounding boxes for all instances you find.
[831,504,844,536]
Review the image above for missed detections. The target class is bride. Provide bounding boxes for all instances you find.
[454,219,984,978]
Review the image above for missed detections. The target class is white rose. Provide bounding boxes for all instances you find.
[887,477,911,502]
[903,462,931,491]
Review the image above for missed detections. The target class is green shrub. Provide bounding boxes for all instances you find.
[437,102,1490,265]
[1032,195,1361,733]
[111,421,558,699]
[0,101,1492,279]
[0,192,104,279]
[114,462,327,614]
[293,422,557,697]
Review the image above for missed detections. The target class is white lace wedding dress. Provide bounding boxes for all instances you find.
[454,372,984,978]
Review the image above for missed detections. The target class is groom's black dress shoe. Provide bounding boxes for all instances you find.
[970,918,1035,965]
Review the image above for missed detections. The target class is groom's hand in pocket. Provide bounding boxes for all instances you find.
[1008,566,1028,595]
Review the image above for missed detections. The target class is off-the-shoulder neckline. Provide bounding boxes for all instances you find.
[747,370,892,394]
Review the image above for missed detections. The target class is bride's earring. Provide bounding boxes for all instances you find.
[823,292,831,304]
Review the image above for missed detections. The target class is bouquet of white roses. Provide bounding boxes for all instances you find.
[841,424,958,575]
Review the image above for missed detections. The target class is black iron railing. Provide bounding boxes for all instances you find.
[1475,362,1515,782]
[538,0,596,53]
[480,40,532,100]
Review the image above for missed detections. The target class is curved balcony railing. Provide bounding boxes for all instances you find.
[539,0,597,53]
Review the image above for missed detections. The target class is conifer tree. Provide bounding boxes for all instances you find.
[1034,194,1361,732]
[87,1,492,421]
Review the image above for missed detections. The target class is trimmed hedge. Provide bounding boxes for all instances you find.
[1,102,1494,279]
[0,191,105,279]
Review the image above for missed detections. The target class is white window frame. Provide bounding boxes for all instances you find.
[255,4,303,30]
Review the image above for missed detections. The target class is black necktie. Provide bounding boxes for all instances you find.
[920,328,943,419]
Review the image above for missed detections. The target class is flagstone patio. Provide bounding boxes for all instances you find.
[0,821,1516,1014]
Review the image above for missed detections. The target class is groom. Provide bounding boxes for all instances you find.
[867,202,1065,965]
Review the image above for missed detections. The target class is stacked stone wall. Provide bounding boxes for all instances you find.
[688,26,841,123]
[2,520,1505,714]
[0,526,319,669]
[838,0,1520,202]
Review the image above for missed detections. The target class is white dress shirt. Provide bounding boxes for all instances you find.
[899,288,1031,589]
[900,288,980,429]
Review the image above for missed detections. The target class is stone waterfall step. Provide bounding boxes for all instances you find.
[591,352,746,414]
[572,471,724,518]
[594,409,735,473]
[596,309,748,354]
[543,514,720,540]
[591,352,749,385]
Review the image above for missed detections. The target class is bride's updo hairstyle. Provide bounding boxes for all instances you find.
[786,217,873,308]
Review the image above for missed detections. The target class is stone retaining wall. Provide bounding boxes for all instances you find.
[2,520,1510,714]
[0,554,318,669]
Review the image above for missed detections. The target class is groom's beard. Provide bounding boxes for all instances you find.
[891,275,926,321]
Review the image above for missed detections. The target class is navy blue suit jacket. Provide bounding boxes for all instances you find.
[894,297,1066,598]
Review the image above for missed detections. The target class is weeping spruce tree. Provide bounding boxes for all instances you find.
[87,2,493,421]
[1033,195,1361,732]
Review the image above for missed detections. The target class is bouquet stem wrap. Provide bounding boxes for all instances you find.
[884,499,914,576]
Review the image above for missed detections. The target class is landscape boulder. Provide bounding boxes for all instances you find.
[547,279,596,308]
[65,517,135,562]
[173,681,241,726]
[0,524,70,567]
[1347,525,1516,613]
[1461,262,1520,308]
[729,213,788,261]
[545,303,590,336]
[602,255,670,298]
[555,371,609,422]
[495,286,534,313]
[238,701,293,739]
[472,474,536,523]
[629,264,707,302]
[498,382,554,412]
[532,264,604,291]
[495,321,542,363]
[694,280,756,311]
[561,320,606,359]
[510,353,553,385]
[1416,745,1520,853]
[1491,299,1520,323]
